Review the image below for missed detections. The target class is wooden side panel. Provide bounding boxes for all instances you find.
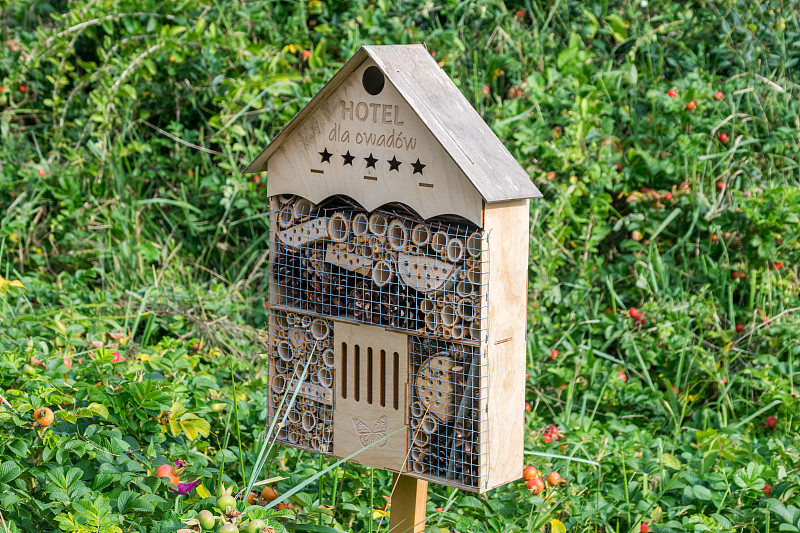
[333,322,409,471]
[266,57,484,225]
[481,200,529,490]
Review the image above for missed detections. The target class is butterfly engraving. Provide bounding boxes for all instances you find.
[352,415,388,448]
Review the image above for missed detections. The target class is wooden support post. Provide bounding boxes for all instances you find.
[389,473,428,533]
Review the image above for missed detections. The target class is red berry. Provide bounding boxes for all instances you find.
[739,272,746,279]
[618,371,627,382]
[717,181,725,190]
[546,171,555,180]
[775,261,784,270]
[711,233,718,242]
[629,307,639,318]
[640,317,647,324]
[547,471,562,485]
[679,181,690,190]
[526,477,545,494]
[18,85,27,92]
[38,168,45,176]
[714,91,724,101]
[542,434,552,443]
[302,49,311,60]
[686,100,696,110]
[548,425,560,436]
[766,416,777,429]
[735,324,744,333]
[667,88,677,98]
[718,132,728,142]
[763,483,772,496]
[550,349,558,360]
[604,307,612,313]
[524,402,531,412]
[515,9,525,18]
[615,162,623,172]
[523,465,539,481]
[641,525,653,533]
[732,271,739,279]
[663,192,672,200]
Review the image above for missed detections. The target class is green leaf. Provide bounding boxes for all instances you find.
[179,413,211,440]
[662,453,682,470]
[0,461,22,484]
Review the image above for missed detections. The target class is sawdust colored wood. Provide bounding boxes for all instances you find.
[389,473,428,533]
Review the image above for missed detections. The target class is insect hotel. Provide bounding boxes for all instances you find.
[245,45,541,493]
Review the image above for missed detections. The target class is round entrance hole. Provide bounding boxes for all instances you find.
[362,66,385,95]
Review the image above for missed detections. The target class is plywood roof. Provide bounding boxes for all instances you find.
[244,44,542,203]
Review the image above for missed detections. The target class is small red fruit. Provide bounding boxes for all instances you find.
[640,317,647,324]
[735,324,744,333]
[261,485,278,502]
[515,9,525,19]
[641,525,653,533]
[523,465,539,481]
[686,100,696,110]
[246,492,257,505]
[18,85,27,92]
[667,88,677,98]
[732,271,739,279]
[526,477,545,494]
[766,416,777,429]
[629,307,639,318]
[663,192,672,200]
[718,132,728,142]
[546,171,555,180]
[542,434,552,443]
[38,168,45,176]
[714,91,724,101]
[615,162,623,172]
[717,181,725,190]
[34,407,54,427]
[550,349,558,360]
[763,483,772,496]
[277,502,287,511]
[547,471,562,486]
[302,49,311,60]
[739,272,745,279]
[524,402,531,412]
[156,463,179,486]
[548,425,560,436]
[618,371,627,382]
[679,181,690,190]
[775,261,784,270]
[711,233,718,242]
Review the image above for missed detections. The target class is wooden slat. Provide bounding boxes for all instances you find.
[388,474,428,533]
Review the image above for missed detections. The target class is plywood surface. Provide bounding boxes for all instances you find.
[481,199,529,490]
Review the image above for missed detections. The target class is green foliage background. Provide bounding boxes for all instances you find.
[1,0,800,532]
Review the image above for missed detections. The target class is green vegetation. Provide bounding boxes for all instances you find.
[1,0,799,531]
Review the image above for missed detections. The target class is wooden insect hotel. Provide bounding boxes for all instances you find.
[245,44,541,493]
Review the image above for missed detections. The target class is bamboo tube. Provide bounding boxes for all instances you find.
[420,298,436,315]
[346,241,357,253]
[441,325,452,338]
[274,358,290,376]
[430,231,448,253]
[304,331,314,345]
[309,371,320,385]
[441,303,457,327]
[311,437,321,452]
[318,367,333,388]
[275,312,289,330]
[287,430,299,444]
[424,312,437,331]
[286,313,299,326]
[408,244,419,254]
[302,411,316,432]
[411,447,426,462]
[410,401,424,419]
[469,322,481,341]
[446,237,465,263]
[420,413,438,435]
[412,430,430,448]
[409,417,421,430]
[277,425,288,441]
[300,435,310,448]
[372,260,394,287]
[457,298,475,322]
[368,235,384,255]
[456,280,473,298]
[321,348,335,368]
[451,324,464,339]
[278,194,294,204]
[386,219,409,251]
[310,318,331,340]
[272,373,288,394]
[352,213,369,237]
[466,231,482,257]
[411,223,430,246]
[368,213,388,236]
[435,325,444,336]
[300,315,312,328]
[277,340,293,361]
[288,409,302,424]
[307,351,319,367]
[293,198,314,221]
[411,461,428,474]
[327,212,350,243]
[278,203,294,229]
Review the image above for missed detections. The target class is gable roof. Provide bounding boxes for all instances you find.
[244,44,542,203]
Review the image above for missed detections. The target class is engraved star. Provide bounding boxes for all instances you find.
[411,158,426,175]
[387,156,401,171]
[319,148,332,163]
[364,153,378,168]
[342,150,355,166]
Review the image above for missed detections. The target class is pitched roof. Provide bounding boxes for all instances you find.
[244,44,542,203]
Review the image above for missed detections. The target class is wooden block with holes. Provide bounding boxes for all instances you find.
[246,44,541,493]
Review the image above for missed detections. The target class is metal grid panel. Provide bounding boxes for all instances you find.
[407,338,487,489]
[268,310,334,455]
[269,195,487,342]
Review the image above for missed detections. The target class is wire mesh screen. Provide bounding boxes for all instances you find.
[269,195,487,341]
[407,338,487,489]
[268,309,334,455]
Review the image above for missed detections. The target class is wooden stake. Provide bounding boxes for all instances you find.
[389,473,428,533]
